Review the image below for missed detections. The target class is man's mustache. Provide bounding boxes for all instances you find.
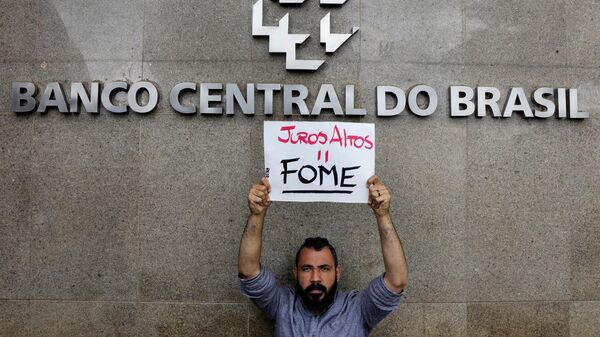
[305,283,327,293]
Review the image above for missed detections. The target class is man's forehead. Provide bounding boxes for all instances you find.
[297,247,335,265]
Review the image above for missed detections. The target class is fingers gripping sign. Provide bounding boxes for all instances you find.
[248,177,272,216]
[367,175,391,216]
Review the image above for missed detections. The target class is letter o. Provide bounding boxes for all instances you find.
[408,85,438,117]
[308,133,319,145]
[128,81,158,114]
[298,165,317,184]
[354,136,364,149]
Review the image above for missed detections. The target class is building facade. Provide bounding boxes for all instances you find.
[0,0,599,336]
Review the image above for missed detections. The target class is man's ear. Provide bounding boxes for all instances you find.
[336,266,342,282]
[293,266,298,280]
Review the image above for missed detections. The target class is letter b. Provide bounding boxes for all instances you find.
[11,82,37,113]
[450,86,475,117]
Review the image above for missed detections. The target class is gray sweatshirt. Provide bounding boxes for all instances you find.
[240,265,403,337]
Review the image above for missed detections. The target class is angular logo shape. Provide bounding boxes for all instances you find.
[252,0,359,71]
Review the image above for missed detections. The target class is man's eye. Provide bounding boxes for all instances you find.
[321,266,331,271]
[302,267,311,272]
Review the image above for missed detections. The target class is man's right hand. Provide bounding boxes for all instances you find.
[248,177,271,216]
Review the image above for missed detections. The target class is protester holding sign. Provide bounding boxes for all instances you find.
[238,175,409,337]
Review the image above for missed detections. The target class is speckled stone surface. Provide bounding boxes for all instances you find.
[371,303,424,336]
[143,0,252,62]
[467,302,570,337]
[26,114,141,301]
[249,304,273,337]
[424,303,467,337]
[0,115,33,299]
[136,303,247,337]
[466,208,571,302]
[137,114,252,302]
[0,113,32,172]
[462,0,567,66]
[372,302,468,337]
[0,301,29,337]
[0,1,38,63]
[36,0,144,62]
[27,301,138,337]
[361,0,463,64]
[569,207,600,301]
[565,0,600,67]
[570,302,600,337]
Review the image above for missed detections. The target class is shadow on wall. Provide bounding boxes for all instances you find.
[36,0,93,92]
[6,0,142,113]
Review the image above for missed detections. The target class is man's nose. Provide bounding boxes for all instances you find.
[310,269,322,282]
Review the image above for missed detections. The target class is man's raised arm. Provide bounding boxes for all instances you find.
[367,175,409,293]
[238,177,271,279]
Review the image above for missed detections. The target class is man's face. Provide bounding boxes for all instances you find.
[294,247,341,312]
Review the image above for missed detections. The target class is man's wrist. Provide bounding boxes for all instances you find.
[375,213,393,228]
[375,212,392,222]
[249,212,266,222]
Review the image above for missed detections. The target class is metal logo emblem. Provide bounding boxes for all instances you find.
[252,0,359,71]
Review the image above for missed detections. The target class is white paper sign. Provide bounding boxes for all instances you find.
[264,121,375,203]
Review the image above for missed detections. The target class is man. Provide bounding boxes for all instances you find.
[238,175,408,337]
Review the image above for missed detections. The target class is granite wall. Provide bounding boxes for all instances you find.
[1,0,599,336]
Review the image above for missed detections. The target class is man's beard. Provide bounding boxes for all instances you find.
[295,279,338,313]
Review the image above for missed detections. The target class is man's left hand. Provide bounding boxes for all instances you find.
[367,175,391,217]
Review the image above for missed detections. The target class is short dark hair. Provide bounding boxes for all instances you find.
[295,237,338,267]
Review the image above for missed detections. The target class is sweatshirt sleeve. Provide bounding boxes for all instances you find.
[359,273,404,330]
[240,264,281,320]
